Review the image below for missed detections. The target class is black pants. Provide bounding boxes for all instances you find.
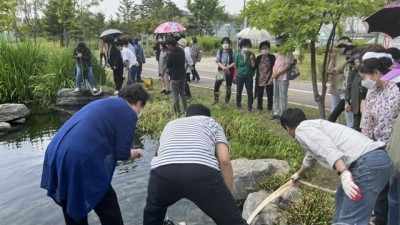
[328,99,345,123]
[61,186,123,225]
[236,76,253,109]
[185,73,192,98]
[113,68,123,91]
[143,164,247,225]
[213,74,233,103]
[374,182,390,225]
[191,64,200,81]
[255,85,273,110]
[353,113,362,132]
[99,54,106,65]
[136,62,143,81]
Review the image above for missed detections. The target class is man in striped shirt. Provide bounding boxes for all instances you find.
[143,104,247,225]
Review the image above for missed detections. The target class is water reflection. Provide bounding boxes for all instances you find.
[0,107,215,225]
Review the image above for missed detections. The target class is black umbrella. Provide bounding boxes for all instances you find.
[363,2,400,39]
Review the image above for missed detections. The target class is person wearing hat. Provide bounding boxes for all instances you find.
[165,37,187,115]
[327,37,355,127]
[178,38,193,101]
[358,52,400,225]
[383,63,400,225]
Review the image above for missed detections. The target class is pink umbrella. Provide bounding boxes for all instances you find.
[154,22,186,34]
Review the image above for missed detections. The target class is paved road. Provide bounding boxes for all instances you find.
[142,57,331,109]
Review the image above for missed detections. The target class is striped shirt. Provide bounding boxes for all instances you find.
[151,116,228,171]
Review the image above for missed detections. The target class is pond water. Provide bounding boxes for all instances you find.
[0,107,215,225]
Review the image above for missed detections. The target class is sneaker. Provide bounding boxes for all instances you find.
[212,101,219,105]
[73,88,80,92]
[236,106,242,112]
[269,115,278,120]
[247,108,253,114]
[160,90,166,93]
[137,79,144,83]
[257,109,263,115]
[114,90,119,95]
[92,88,98,92]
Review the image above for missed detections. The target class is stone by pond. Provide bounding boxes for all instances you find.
[0,103,30,131]
[0,105,296,225]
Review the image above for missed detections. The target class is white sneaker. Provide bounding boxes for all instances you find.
[114,90,119,95]
[92,88,97,92]
[73,88,80,92]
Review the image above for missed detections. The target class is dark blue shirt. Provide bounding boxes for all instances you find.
[40,97,137,220]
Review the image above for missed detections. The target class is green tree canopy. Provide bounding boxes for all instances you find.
[0,0,17,32]
[186,0,227,35]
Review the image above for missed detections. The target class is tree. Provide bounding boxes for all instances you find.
[186,0,227,35]
[244,0,386,118]
[74,0,102,41]
[18,0,45,42]
[0,0,17,32]
[116,0,136,24]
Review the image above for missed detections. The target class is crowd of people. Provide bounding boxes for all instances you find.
[40,33,400,225]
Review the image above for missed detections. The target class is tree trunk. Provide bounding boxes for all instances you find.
[310,41,325,117]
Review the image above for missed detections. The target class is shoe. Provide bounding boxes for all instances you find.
[247,108,253,114]
[138,79,144,83]
[269,115,278,120]
[212,101,219,105]
[92,88,98,92]
[197,79,200,82]
[73,88,80,92]
[160,90,166,93]
[257,109,263,115]
[268,110,273,117]
[114,90,119,95]
[236,106,242,112]
[165,91,171,95]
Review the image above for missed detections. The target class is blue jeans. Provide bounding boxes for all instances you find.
[389,176,400,225]
[128,66,137,84]
[236,75,253,109]
[333,149,393,225]
[76,64,96,89]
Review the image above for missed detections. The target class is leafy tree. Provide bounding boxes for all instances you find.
[116,0,137,24]
[186,0,227,35]
[18,0,45,42]
[244,0,386,118]
[0,0,17,32]
[74,0,102,41]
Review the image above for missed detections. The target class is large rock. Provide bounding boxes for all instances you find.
[56,88,112,106]
[242,188,302,225]
[0,104,30,122]
[0,122,11,130]
[232,159,290,200]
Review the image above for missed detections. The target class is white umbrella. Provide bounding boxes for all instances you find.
[237,27,271,41]
[100,29,122,38]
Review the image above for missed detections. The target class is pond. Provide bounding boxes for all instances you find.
[0,106,215,225]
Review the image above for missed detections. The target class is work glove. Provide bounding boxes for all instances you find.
[340,170,361,201]
[290,172,300,184]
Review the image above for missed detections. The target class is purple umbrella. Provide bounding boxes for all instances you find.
[363,2,400,39]
[154,22,186,34]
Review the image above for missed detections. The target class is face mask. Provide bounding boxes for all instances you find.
[354,59,360,66]
[361,79,377,90]
[222,44,229,49]
[242,48,249,53]
[158,38,162,42]
[261,49,269,55]
[339,47,346,54]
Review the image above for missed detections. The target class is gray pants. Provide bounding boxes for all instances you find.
[272,79,289,116]
[171,78,187,114]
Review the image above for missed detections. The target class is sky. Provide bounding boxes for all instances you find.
[95,0,245,20]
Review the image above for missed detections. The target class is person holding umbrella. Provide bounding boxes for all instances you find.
[41,84,149,225]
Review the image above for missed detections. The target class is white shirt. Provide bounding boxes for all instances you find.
[121,47,137,68]
[151,116,228,171]
[295,119,385,170]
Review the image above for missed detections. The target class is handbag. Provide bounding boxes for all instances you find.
[287,59,300,80]
[216,70,225,81]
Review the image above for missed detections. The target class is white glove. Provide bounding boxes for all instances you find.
[290,172,300,183]
[340,170,361,201]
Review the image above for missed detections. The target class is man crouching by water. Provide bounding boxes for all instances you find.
[143,104,248,225]
[281,108,393,225]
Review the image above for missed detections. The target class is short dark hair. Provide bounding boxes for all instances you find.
[280,108,307,130]
[387,47,400,61]
[118,84,149,107]
[344,45,357,54]
[338,36,352,43]
[123,32,129,36]
[191,36,197,43]
[220,37,232,45]
[102,35,114,44]
[160,41,168,50]
[259,41,271,50]
[166,37,177,47]
[239,38,252,48]
[121,39,129,46]
[186,104,211,117]
[357,57,393,75]
[276,36,287,42]
[115,40,124,47]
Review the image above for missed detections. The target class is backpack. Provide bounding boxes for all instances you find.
[191,46,202,63]
[197,49,203,62]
